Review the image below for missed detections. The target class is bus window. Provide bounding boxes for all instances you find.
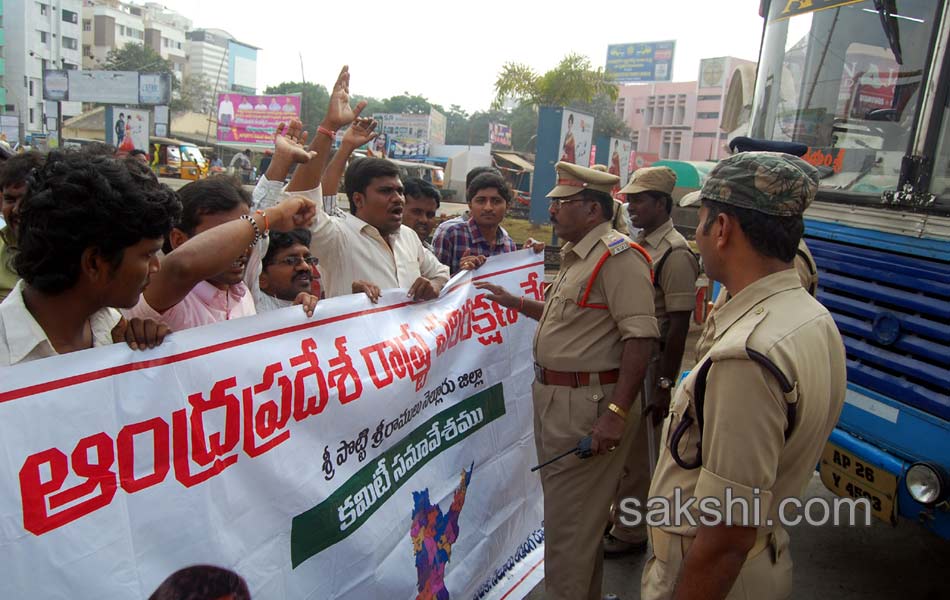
[750,0,940,197]
[932,101,950,201]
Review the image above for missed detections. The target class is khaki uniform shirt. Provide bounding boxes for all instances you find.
[612,199,629,235]
[696,239,819,359]
[649,269,846,537]
[636,219,699,337]
[534,221,659,372]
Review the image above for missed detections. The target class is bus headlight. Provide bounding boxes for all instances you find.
[905,463,948,506]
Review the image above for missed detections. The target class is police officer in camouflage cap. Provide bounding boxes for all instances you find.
[642,152,847,600]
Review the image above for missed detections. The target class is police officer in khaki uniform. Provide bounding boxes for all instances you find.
[682,190,821,360]
[642,152,847,600]
[605,166,700,556]
[591,164,631,235]
[476,161,658,600]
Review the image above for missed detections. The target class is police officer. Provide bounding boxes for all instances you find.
[476,161,658,600]
[682,191,821,360]
[605,166,700,556]
[641,152,847,600]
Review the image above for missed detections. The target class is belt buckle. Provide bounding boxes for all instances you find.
[534,364,544,384]
[572,372,581,387]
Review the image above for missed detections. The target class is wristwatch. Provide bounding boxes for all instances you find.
[657,377,674,390]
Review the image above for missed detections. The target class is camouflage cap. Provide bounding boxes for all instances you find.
[547,161,619,198]
[619,166,676,195]
[696,152,819,216]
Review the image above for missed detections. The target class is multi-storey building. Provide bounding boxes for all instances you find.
[4,0,83,138]
[81,0,190,79]
[616,56,756,162]
[185,28,258,107]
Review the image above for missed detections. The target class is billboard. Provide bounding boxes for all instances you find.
[490,122,512,147]
[607,138,634,192]
[43,71,172,105]
[373,109,446,160]
[558,109,594,167]
[605,41,675,83]
[217,93,300,146]
[105,107,150,153]
[228,40,258,95]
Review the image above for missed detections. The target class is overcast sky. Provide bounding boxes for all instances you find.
[158,0,766,113]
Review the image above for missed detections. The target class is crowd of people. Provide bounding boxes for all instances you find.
[0,64,844,600]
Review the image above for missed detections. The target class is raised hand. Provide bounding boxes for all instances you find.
[269,195,317,231]
[274,120,316,164]
[342,117,379,149]
[325,65,368,131]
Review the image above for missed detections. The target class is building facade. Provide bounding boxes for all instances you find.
[81,0,190,79]
[4,0,83,138]
[616,56,756,162]
[185,28,258,108]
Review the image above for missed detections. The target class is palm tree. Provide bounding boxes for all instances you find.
[492,53,618,109]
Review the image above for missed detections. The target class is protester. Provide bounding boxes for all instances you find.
[0,151,181,365]
[257,229,320,311]
[281,66,449,301]
[642,153,846,600]
[123,176,317,330]
[474,161,657,600]
[432,172,518,274]
[149,565,250,600]
[0,151,45,302]
[402,177,441,250]
[129,148,150,165]
[230,148,253,183]
[432,166,504,238]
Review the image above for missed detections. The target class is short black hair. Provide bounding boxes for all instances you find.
[403,177,440,209]
[580,189,614,221]
[129,148,148,158]
[466,172,511,204]
[263,229,312,266]
[148,565,250,600]
[701,199,803,262]
[0,151,45,189]
[465,166,501,190]
[343,157,401,214]
[175,175,252,236]
[14,151,181,294]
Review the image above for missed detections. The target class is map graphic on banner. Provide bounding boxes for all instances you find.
[0,251,547,600]
[217,93,301,145]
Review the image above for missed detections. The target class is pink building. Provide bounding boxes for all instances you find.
[616,56,756,162]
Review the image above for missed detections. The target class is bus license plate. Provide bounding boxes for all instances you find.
[819,442,898,525]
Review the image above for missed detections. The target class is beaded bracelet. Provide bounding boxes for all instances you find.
[241,213,262,246]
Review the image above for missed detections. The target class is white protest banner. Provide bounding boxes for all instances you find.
[0,251,547,599]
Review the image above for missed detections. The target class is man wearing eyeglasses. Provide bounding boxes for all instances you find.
[255,229,321,312]
[475,161,658,600]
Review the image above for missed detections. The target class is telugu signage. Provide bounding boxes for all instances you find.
[217,93,301,146]
[0,252,546,600]
[605,41,675,83]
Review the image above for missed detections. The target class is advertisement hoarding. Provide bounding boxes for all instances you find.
[558,109,594,167]
[43,71,172,105]
[228,40,258,95]
[607,138,634,192]
[105,106,150,152]
[489,122,512,147]
[217,93,301,146]
[373,110,446,160]
[605,41,675,83]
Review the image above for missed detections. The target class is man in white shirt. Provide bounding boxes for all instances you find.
[254,229,321,310]
[310,157,449,299]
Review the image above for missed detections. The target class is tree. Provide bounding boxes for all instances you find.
[493,53,618,109]
[171,73,212,114]
[263,81,330,128]
[103,43,177,91]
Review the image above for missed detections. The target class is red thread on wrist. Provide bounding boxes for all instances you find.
[255,209,270,234]
[317,126,336,139]
[519,296,526,312]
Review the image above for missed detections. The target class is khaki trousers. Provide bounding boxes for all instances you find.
[609,413,659,543]
[532,379,640,600]
[641,527,793,600]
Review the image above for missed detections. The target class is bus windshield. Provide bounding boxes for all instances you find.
[749,0,940,198]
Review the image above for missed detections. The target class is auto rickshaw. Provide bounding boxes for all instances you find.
[150,137,208,180]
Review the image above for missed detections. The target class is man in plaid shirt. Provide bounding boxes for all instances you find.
[432,172,518,274]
